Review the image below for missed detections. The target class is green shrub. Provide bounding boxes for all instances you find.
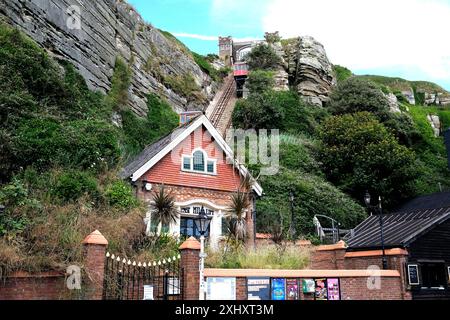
[192,51,218,81]
[333,65,352,83]
[246,70,274,95]
[121,93,179,156]
[0,179,40,236]
[107,57,131,111]
[328,77,420,147]
[232,90,323,134]
[318,112,417,207]
[245,43,281,71]
[105,180,138,209]
[13,118,120,172]
[52,170,99,203]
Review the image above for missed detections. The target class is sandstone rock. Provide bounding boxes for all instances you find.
[385,93,401,113]
[401,89,416,105]
[269,41,289,91]
[427,114,441,137]
[0,0,215,116]
[284,36,336,106]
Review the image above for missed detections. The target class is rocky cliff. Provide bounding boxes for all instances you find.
[0,0,216,116]
[282,36,336,106]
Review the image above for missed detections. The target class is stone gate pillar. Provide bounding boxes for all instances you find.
[179,237,201,300]
[82,230,108,300]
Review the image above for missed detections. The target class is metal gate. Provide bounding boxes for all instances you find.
[102,252,183,300]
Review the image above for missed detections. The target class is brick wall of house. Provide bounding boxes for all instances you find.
[136,183,255,247]
[0,273,67,300]
[142,126,243,193]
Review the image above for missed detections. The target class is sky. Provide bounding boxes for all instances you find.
[127,0,450,91]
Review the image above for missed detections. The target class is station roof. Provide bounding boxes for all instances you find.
[346,192,450,250]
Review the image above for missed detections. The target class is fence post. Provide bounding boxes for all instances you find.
[82,230,108,300]
[179,237,201,300]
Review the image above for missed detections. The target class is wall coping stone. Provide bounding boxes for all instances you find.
[204,268,401,278]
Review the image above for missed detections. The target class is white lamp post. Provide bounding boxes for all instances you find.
[194,206,211,300]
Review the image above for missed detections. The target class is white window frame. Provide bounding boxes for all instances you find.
[181,148,217,175]
[407,264,420,286]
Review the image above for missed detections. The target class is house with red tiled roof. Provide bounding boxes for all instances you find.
[121,115,263,248]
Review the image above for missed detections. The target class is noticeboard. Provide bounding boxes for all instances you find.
[286,279,299,300]
[206,277,236,300]
[143,285,154,300]
[326,278,341,300]
[271,278,286,300]
[302,279,315,293]
[407,264,420,285]
[314,278,328,300]
[247,277,271,300]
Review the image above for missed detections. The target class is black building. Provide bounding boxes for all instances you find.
[347,192,450,300]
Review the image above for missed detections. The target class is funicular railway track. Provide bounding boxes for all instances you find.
[210,75,236,131]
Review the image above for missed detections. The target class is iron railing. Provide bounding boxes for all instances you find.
[102,253,183,300]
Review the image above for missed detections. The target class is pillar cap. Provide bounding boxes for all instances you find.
[83,230,108,246]
[179,237,201,250]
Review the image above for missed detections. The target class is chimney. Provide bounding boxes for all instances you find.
[444,128,450,170]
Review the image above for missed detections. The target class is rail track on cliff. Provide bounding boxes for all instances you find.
[209,75,236,133]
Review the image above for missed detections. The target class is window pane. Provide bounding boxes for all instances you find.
[183,157,191,170]
[207,161,215,173]
[193,151,205,171]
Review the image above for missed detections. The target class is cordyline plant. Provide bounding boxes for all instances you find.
[150,184,179,231]
[225,172,255,244]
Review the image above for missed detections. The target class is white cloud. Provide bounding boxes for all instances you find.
[262,0,450,82]
[173,32,260,43]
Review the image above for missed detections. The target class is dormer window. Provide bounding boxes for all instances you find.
[182,149,216,175]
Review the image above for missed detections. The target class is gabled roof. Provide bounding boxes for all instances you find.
[346,206,450,250]
[393,191,450,211]
[120,115,263,196]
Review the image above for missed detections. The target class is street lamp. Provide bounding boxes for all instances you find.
[363,191,388,270]
[288,191,296,240]
[194,206,211,300]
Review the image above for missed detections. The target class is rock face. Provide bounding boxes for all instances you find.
[402,89,416,105]
[283,36,336,106]
[0,0,215,116]
[427,114,441,137]
[269,41,289,92]
[385,93,401,113]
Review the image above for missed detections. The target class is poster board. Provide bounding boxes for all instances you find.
[407,264,420,285]
[326,278,341,300]
[286,279,299,300]
[314,278,328,300]
[247,277,271,300]
[206,277,236,300]
[143,285,154,300]
[271,278,286,300]
[302,279,315,293]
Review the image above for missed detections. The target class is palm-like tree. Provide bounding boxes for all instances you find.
[226,190,250,242]
[225,171,255,242]
[150,184,179,233]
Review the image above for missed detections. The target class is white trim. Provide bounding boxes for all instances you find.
[130,115,263,196]
[180,148,218,175]
[175,199,228,211]
[407,264,420,285]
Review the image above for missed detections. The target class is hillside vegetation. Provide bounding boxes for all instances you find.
[0,24,181,275]
[233,49,450,239]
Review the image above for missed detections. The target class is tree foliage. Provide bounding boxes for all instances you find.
[328,77,421,146]
[232,90,325,134]
[318,112,418,207]
[245,43,281,71]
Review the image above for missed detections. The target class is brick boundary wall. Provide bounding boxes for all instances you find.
[0,272,67,300]
[204,269,405,300]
